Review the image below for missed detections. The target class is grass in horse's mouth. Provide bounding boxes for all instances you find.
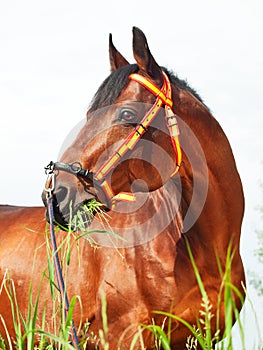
[70,200,126,246]
[71,199,105,230]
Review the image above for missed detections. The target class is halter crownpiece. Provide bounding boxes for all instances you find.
[45,71,182,209]
[129,71,182,176]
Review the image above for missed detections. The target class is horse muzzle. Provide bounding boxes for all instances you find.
[42,161,101,230]
[42,187,99,231]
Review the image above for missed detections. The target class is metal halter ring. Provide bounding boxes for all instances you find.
[69,161,83,174]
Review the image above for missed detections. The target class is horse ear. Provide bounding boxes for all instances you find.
[132,27,163,85]
[109,33,129,72]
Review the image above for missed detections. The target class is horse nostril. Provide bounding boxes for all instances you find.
[54,185,69,204]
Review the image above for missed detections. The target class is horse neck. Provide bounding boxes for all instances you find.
[175,89,244,257]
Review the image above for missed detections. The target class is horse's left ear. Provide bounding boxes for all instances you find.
[132,27,163,85]
[109,33,130,72]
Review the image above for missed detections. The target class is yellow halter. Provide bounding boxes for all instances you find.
[93,71,182,208]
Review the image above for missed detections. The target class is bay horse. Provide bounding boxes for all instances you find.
[0,27,245,349]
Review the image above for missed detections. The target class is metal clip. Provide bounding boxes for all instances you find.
[44,172,55,199]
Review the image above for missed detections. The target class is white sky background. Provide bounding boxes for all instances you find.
[0,0,262,348]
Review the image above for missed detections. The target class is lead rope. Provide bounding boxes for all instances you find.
[45,173,80,349]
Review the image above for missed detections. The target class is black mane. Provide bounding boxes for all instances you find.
[89,64,138,112]
[89,64,204,112]
[162,67,204,104]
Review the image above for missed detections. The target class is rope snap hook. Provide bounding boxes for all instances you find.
[44,172,55,199]
[44,162,56,199]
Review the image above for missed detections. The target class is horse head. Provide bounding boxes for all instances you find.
[43,27,183,228]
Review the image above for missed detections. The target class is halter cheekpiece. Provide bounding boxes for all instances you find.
[45,71,182,208]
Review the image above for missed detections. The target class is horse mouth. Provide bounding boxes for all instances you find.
[43,196,103,232]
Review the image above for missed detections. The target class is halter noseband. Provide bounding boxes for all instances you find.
[45,71,182,209]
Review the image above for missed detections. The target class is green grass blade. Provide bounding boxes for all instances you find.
[142,324,171,350]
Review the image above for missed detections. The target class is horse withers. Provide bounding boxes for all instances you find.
[0,27,245,349]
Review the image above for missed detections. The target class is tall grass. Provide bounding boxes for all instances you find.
[0,204,259,349]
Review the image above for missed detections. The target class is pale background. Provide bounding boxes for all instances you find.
[0,1,262,348]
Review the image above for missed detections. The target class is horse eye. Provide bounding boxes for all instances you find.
[118,108,137,123]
